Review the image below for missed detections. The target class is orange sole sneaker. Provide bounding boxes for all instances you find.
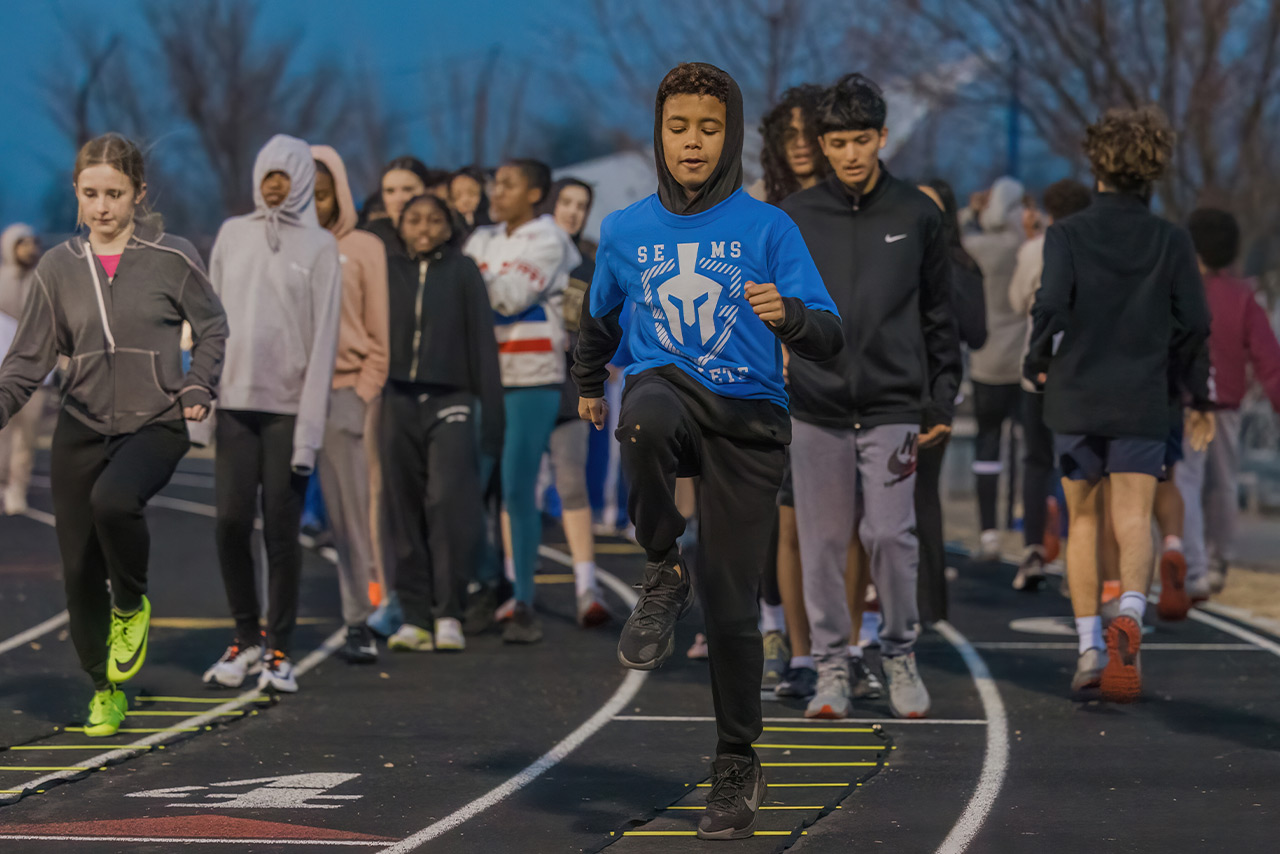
[1157,550,1190,621]
[1101,615,1142,703]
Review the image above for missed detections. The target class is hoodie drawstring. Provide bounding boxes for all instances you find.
[83,247,117,354]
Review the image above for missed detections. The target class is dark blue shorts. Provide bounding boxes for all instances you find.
[1165,411,1184,468]
[1055,434,1168,482]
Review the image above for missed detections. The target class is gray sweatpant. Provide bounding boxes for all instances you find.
[1176,409,1242,584]
[318,388,377,626]
[790,419,920,660]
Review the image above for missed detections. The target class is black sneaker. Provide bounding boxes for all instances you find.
[697,752,766,840]
[617,553,693,670]
[502,602,543,645]
[850,656,883,699]
[464,584,499,635]
[775,665,817,699]
[342,624,378,664]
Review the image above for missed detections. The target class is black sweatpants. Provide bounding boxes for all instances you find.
[215,410,307,653]
[1021,390,1056,549]
[382,385,483,627]
[972,381,1021,532]
[51,411,189,690]
[618,370,785,753]
[914,437,949,624]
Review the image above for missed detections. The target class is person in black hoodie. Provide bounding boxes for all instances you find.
[780,73,960,722]
[574,62,842,840]
[380,194,503,654]
[916,178,987,624]
[1025,106,1213,702]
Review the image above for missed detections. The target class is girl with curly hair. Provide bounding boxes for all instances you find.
[754,84,830,205]
[1025,105,1214,703]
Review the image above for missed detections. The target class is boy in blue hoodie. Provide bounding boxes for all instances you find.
[573,62,841,840]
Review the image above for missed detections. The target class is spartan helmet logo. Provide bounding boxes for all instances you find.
[657,243,721,346]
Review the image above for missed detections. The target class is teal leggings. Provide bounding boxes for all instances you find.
[502,387,561,604]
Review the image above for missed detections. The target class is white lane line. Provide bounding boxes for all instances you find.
[379,547,647,853]
[1185,609,1280,658]
[971,641,1260,651]
[612,715,989,725]
[933,620,1009,854]
[0,627,345,802]
[0,508,66,656]
[0,611,69,656]
[0,836,384,847]
[1199,601,1280,637]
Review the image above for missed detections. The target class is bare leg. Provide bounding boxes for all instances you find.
[777,506,810,657]
[1063,478,1104,618]
[562,507,595,567]
[1109,473,1159,595]
[847,534,869,643]
[1099,479,1120,584]
[1153,468,1184,540]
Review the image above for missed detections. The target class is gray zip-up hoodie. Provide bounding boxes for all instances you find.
[209,134,342,475]
[0,220,227,435]
[965,176,1028,386]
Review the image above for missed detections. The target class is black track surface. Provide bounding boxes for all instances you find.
[1,455,1277,853]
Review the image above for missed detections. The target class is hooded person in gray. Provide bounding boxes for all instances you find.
[205,134,342,693]
[0,223,44,514]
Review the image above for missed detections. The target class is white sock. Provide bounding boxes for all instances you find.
[1075,615,1103,654]
[760,602,785,634]
[573,561,597,596]
[1119,591,1147,623]
[847,644,863,660]
[790,655,815,670]
[503,556,516,583]
[1163,535,1183,553]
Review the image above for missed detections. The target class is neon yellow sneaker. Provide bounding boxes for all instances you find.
[85,688,127,737]
[107,595,151,683]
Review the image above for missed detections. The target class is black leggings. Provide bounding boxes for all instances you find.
[1021,390,1056,548]
[914,436,949,624]
[972,382,1022,532]
[51,411,189,690]
[618,371,785,753]
[215,410,308,653]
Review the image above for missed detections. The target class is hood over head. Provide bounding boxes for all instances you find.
[0,223,35,269]
[980,175,1026,233]
[654,63,744,216]
[251,134,318,252]
[310,145,358,240]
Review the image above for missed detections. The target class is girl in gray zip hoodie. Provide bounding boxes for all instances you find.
[0,134,227,736]
[205,134,342,694]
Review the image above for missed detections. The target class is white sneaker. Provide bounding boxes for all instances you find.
[202,641,263,688]
[805,660,851,719]
[257,649,298,693]
[883,652,931,719]
[388,624,434,651]
[979,529,1001,561]
[434,618,465,652]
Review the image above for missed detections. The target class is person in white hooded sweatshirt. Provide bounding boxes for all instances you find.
[0,223,43,514]
[964,176,1028,559]
[204,134,343,693]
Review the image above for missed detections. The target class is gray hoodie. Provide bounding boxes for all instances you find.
[964,176,1028,386]
[0,221,227,434]
[0,223,36,321]
[209,134,342,475]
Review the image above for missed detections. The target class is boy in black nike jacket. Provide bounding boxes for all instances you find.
[780,74,960,721]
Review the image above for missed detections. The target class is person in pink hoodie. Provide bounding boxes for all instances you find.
[311,145,391,664]
[1177,208,1280,600]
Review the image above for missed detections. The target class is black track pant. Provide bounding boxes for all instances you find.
[972,381,1022,532]
[215,410,307,653]
[1021,390,1056,549]
[382,385,483,627]
[618,371,785,753]
[914,436,949,624]
[51,411,189,690]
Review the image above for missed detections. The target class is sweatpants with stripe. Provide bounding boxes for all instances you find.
[790,419,920,661]
[382,384,484,628]
[317,388,376,627]
[617,368,785,753]
[52,412,190,690]
[972,381,1021,531]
